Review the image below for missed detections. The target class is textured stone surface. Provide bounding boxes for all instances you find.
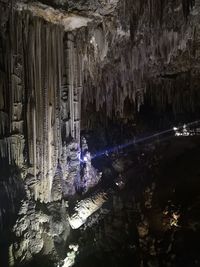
[69,192,108,229]
[11,200,70,265]
[1,0,199,203]
[1,0,200,266]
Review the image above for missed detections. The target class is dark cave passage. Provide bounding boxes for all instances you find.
[72,135,200,267]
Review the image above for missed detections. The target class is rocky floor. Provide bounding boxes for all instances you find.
[71,135,200,267]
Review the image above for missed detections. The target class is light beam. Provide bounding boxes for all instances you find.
[91,120,200,160]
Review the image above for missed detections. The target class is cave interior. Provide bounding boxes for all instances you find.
[1,0,200,267]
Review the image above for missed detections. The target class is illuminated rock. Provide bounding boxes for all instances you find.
[69,192,108,229]
[1,0,200,266]
[16,2,92,31]
[80,151,102,193]
[137,220,149,238]
[58,244,79,267]
[0,0,199,205]
[12,200,70,264]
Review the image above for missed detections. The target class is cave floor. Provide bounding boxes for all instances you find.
[73,135,200,267]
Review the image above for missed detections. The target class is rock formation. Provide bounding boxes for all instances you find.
[1,0,199,201]
[1,0,200,266]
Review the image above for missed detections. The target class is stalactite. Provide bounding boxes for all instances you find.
[0,0,199,204]
[182,0,195,18]
[61,31,82,143]
[0,111,8,136]
[79,0,198,128]
[0,5,91,202]
[16,13,65,202]
[0,8,66,202]
[145,71,200,116]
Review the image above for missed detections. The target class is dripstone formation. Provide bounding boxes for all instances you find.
[0,1,200,267]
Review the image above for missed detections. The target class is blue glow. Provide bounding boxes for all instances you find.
[79,151,88,163]
[91,120,200,160]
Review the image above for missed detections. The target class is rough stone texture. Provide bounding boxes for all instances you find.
[1,0,199,202]
[1,0,200,266]
[11,200,70,265]
[69,192,108,229]
[0,3,105,265]
[81,0,200,124]
[79,137,102,193]
[0,2,91,203]
[58,244,79,267]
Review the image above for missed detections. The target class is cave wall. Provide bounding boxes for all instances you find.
[0,4,87,265]
[0,4,85,202]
